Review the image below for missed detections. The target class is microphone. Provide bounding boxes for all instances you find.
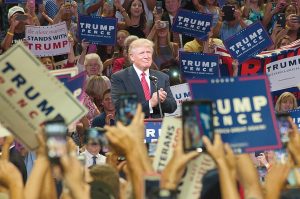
[149,75,163,118]
[149,75,158,82]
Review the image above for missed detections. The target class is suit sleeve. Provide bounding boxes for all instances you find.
[111,73,125,111]
[160,75,177,114]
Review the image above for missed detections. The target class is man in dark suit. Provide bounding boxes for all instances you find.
[111,38,177,118]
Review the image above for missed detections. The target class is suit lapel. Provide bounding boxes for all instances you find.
[128,66,146,100]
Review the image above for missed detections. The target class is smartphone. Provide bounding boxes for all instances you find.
[276,112,292,146]
[182,100,214,152]
[15,14,29,21]
[222,5,235,21]
[117,93,138,125]
[86,128,109,152]
[157,21,169,29]
[148,142,158,157]
[144,175,160,199]
[45,116,67,164]
[277,13,286,28]
[107,0,114,7]
[156,1,163,14]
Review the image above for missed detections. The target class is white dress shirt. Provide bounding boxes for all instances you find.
[80,150,106,168]
[133,65,154,113]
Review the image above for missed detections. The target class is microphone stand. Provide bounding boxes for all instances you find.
[151,79,163,118]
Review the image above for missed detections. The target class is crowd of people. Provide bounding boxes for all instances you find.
[0,0,300,198]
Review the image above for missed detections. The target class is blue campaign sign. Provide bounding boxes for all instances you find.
[55,72,86,100]
[78,15,117,45]
[144,119,162,143]
[172,9,212,40]
[179,51,220,79]
[188,75,281,153]
[289,109,300,130]
[224,22,273,64]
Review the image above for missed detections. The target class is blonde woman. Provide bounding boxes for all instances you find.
[275,92,298,113]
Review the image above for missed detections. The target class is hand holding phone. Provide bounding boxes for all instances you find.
[182,100,214,152]
[277,13,286,28]
[222,5,235,21]
[45,116,67,164]
[117,94,138,125]
[15,14,29,21]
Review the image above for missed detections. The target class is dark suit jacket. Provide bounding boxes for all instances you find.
[9,147,27,184]
[111,66,177,118]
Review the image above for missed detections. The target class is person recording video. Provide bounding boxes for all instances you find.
[111,38,177,118]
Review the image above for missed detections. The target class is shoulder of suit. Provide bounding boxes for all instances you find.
[111,66,132,78]
[150,69,169,79]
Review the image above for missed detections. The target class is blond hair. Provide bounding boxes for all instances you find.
[128,38,154,55]
[85,75,109,100]
[275,92,298,112]
[84,53,104,74]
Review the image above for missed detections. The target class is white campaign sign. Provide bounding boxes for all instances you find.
[0,43,87,150]
[266,55,300,91]
[25,22,70,57]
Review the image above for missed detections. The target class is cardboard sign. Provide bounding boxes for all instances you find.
[0,123,11,137]
[177,154,216,199]
[224,22,273,64]
[172,9,212,40]
[152,117,181,172]
[189,76,281,153]
[165,83,191,117]
[289,109,300,130]
[49,67,78,78]
[144,119,162,143]
[180,51,220,79]
[0,43,87,150]
[25,22,70,57]
[266,55,300,91]
[78,15,117,45]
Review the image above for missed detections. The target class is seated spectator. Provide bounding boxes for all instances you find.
[92,89,115,128]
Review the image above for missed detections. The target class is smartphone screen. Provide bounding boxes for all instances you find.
[156,1,163,14]
[276,113,291,146]
[222,5,235,21]
[182,100,214,152]
[144,175,160,199]
[117,94,138,125]
[274,113,291,163]
[277,13,286,28]
[45,121,67,164]
[15,14,29,21]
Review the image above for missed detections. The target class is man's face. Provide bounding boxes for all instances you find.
[165,0,180,14]
[102,93,114,112]
[129,46,153,71]
[86,141,101,156]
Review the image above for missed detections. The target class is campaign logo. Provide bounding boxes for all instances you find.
[180,51,220,79]
[172,9,212,40]
[188,76,281,153]
[79,15,117,45]
[224,22,273,63]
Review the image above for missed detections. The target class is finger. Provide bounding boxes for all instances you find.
[202,135,212,150]
[1,136,14,161]
[184,151,200,162]
[224,143,234,157]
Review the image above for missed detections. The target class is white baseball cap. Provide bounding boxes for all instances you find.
[8,6,25,19]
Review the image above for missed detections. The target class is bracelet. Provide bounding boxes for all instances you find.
[7,31,14,36]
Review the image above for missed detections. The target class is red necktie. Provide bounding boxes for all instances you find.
[141,72,151,100]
